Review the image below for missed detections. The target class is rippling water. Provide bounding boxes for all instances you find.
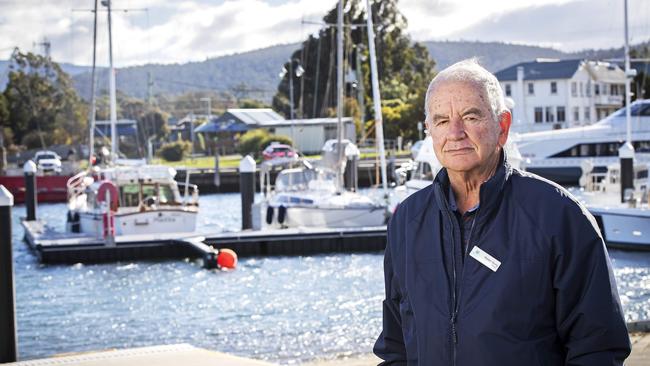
[8,192,650,364]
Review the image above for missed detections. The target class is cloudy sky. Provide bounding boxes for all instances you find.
[0,0,648,67]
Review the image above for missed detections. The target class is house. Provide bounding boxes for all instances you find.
[195,108,356,155]
[257,117,356,154]
[495,59,626,132]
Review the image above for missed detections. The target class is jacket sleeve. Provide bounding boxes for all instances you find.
[553,206,631,366]
[373,214,407,365]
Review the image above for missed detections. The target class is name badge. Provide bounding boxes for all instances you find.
[469,246,501,272]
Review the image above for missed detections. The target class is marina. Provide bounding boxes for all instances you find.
[0,0,649,363]
[3,193,650,364]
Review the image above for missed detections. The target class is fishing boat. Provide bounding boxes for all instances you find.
[66,0,198,238]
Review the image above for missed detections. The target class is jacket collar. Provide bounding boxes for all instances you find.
[432,150,512,215]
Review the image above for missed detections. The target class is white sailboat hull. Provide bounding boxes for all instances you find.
[76,209,198,237]
[262,204,386,229]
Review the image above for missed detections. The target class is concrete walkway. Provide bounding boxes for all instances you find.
[1,344,274,366]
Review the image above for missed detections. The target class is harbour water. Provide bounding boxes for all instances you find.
[8,192,650,364]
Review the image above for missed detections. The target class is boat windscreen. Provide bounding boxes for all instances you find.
[275,169,317,191]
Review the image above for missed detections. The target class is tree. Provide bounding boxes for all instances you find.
[272,0,436,141]
[3,49,86,148]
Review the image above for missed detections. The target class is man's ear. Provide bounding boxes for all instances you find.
[498,110,512,146]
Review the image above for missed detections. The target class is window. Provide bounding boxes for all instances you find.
[557,106,566,122]
[571,82,577,97]
[579,82,584,97]
[584,107,591,121]
[550,82,557,94]
[505,84,511,97]
[534,107,543,123]
[586,82,591,97]
[573,107,580,122]
[603,83,609,95]
[611,84,619,95]
[528,83,534,95]
[595,84,600,95]
[545,107,554,122]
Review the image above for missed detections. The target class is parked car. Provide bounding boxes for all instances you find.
[34,150,62,173]
[262,143,297,161]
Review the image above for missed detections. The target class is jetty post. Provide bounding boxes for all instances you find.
[213,152,220,188]
[239,155,256,230]
[23,160,37,221]
[0,185,17,363]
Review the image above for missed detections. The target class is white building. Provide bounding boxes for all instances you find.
[495,59,626,133]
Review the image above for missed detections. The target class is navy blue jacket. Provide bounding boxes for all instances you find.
[374,158,631,365]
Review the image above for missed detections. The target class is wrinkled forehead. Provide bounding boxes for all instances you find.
[426,79,489,112]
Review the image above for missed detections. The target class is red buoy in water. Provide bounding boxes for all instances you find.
[217,248,238,269]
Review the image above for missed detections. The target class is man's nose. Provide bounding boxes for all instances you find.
[447,117,466,140]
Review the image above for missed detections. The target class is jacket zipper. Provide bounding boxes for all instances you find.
[450,203,482,366]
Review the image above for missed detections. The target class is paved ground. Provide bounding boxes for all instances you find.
[304,333,650,366]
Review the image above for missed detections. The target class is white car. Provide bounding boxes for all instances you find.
[34,150,62,173]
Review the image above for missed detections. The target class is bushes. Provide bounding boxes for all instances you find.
[238,129,292,158]
[158,141,191,161]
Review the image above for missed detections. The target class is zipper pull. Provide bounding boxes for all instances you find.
[450,315,458,344]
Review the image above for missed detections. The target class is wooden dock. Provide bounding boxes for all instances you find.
[22,220,387,265]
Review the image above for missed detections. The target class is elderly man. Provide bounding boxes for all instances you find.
[373,59,630,365]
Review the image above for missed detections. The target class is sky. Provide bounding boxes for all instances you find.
[0,0,649,67]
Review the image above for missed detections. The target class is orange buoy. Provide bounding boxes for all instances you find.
[217,248,238,269]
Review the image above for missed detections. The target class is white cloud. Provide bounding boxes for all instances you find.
[0,0,648,66]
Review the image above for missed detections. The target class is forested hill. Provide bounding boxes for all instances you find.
[1,40,642,102]
[72,43,299,101]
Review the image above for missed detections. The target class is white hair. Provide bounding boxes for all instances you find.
[424,58,507,123]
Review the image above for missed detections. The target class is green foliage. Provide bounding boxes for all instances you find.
[238,129,293,158]
[3,50,87,148]
[238,99,270,109]
[158,140,191,162]
[272,0,436,141]
[238,129,269,158]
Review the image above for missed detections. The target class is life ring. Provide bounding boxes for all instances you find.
[96,180,119,212]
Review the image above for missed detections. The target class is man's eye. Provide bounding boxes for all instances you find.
[464,115,479,122]
[434,120,448,126]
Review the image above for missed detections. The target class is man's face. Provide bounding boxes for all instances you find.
[425,80,510,175]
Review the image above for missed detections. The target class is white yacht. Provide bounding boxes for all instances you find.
[66,164,199,237]
[515,99,650,184]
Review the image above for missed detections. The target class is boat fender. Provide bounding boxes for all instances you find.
[217,248,238,269]
[266,206,274,224]
[277,205,287,224]
[96,180,119,211]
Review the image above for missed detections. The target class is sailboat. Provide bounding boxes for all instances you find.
[255,0,388,229]
[66,0,198,238]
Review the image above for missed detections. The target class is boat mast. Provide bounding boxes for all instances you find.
[365,0,388,194]
[623,0,633,147]
[105,0,118,161]
[336,0,344,192]
[88,0,99,167]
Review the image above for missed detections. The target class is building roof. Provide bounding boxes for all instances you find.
[194,120,250,133]
[584,61,625,83]
[94,119,138,137]
[215,109,285,126]
[495,59,583,81]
